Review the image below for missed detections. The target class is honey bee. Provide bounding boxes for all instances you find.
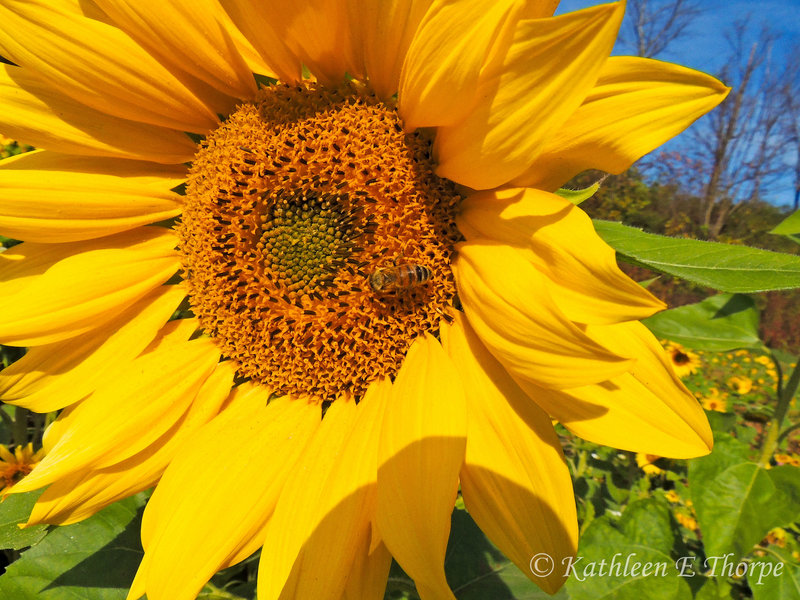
[368,264,432,292]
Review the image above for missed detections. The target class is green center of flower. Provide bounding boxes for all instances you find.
[178,82,462,402]
[257,191,359,296]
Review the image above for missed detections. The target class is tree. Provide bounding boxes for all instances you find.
[619,0,703,58]
[649,21,791,239]
[781,42,800,211]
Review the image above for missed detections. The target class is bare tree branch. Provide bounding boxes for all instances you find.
[621,0,704,57]
[652,20,793,238]
[779,42,800,210]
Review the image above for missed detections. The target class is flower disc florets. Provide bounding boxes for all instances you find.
[179,83,462,402]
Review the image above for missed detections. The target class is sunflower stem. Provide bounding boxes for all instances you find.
[198,582,248,600]
[777,422,800,445]
[758,356,800,467]
[12,406,28,446]
[0,407,13,432]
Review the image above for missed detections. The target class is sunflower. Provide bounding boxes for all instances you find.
[0,442,45,494]
[0,1,726,598]
[664,341,702,378]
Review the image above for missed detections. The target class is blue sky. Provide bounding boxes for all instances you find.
[556,0,800,206]
[556,0,800,72]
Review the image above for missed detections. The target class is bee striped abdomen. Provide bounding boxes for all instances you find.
[369,264,432,292]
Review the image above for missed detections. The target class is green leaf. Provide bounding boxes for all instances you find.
[750,556,800,600]
[593,220,800,292]
[770,210,800,235]
[692,577,735,600]
[556,182,601,205]
[445,508,567,600]
[642,294,765,352]
[0,494,146,599]
[765,465,800,523]
[705,411,738,434]
[566,499,692,600]
[688,435,799,563]
[0,490,47,550]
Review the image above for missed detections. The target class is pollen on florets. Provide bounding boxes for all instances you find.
[178,82,461,402]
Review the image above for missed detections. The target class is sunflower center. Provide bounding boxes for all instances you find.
[179,82,462,402]
[257,191,356,296]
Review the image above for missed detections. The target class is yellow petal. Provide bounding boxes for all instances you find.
[0,65,195,164]
[8,337,222,494]
[535,0,560,15]
[399,0,523,130]
[0,151,184,243]
[376,334,466,600]
[221,0,364,85]
[518,321,713,458]
[514,56,731,190]
[361,0,433,99]
[0,285,184,413]
[133,393,320,600]
[0,445,14,463]
[263,0,365,84]
[93,0,257,100]
[0,0,218,132]
[218,0,302,83]
[139,317,200,355]
[227,22,276,78]
[0,227,179,346]
[342,538,393,600]
[26,361,235,525]
[258,381,388,600]
[441,314,577,594]
[458,187,664,324]
[453,241,633,389]
[435,2,624,189]
[257,399,358,600]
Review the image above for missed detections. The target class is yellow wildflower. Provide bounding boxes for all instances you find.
[728,376,753,395]
[636,453,664,476]
[664,342,702,378]
[0,442,45,494]
[675,512,698,531]
[775,454,800,467]
[765,527,787,548]
[702,397,727,413]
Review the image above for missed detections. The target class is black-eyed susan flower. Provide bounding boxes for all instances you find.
[0,442,44,494]
[754,355,771,366]
[635,452,664,476]
[701,387,728,412]
[664,341,702,378]
[728,375,754,395]
[775,453,800,467]
[0,1,727,598]
[675,511,699,532]
[765,527,788,548]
